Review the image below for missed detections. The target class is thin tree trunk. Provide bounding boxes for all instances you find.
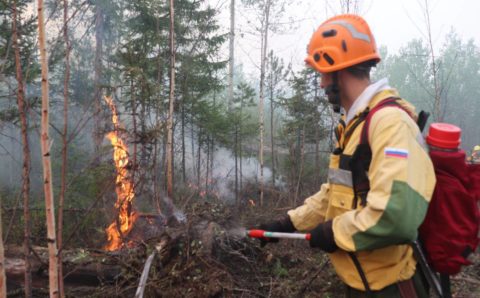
[205,135,210,191]
[38,0,60,296]
[294,126,305,205]
[153,138,160,209]
[154,17,163,209]
[12,2,32,296]
[208,136,214,188]
[181,93,186,183]
[140,86,147,169]
[0,193,6,297]
[340,0,360,13]
[210,93,216,190]
[259,0,271,206]
[239,141,243,192]
[166,0,176,198]
[234,125,239,206]
[93,3,104,153]
[314,73,320,186]
[58,0,70,296]
[191,119,195,176]
[228,0,235,110]
[423,0,441,121]
[131,78,138,189]
[197,132,201,186]
[239,100,243,193]
[161,134,167,185]
[270,72,275,188]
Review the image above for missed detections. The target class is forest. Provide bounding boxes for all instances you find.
[0,0,479,297]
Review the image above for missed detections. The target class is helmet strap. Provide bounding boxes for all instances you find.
[325,71,341,113]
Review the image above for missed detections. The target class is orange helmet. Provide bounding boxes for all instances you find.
[305,14,380,73]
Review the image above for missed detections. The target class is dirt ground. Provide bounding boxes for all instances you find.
[5,199,480,297]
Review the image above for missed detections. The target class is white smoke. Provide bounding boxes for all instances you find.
[182,138,285,203]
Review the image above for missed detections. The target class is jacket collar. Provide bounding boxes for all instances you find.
[345,78,391,125]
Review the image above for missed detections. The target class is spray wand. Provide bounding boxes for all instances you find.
[247,229,311,241]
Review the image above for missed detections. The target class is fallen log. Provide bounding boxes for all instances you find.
[5,246,122,289]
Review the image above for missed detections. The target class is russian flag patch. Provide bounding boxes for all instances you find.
[384,147,408,159]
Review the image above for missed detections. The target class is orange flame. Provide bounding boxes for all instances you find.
[103,96,137,251]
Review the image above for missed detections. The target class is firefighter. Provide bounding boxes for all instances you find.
[470,145,480,164]
[255,14,435,297]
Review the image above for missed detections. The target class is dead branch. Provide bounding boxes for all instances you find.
[134,239,168,298]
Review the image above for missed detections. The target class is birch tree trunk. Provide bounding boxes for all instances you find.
[258,0,271,206]
[57,0,70,296]
[166,0,176,198]
[12,2,32,296]
[38,0,60,296]
[0,194,5,297]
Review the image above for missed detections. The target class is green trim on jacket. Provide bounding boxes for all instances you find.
[352,180,429,251]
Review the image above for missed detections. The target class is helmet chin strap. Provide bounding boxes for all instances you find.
[325,72,341,113]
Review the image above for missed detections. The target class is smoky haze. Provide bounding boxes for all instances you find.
[2,0,479,210]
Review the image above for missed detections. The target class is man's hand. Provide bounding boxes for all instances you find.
[309,220,338,253]
[256,216,295,247]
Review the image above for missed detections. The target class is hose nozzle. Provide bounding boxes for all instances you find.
[247,229,311,240]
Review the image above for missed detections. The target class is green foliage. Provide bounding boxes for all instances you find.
[273,258,289,277]
[373,32,480,151]
[280,67,332,195]
[0,0,40,83]
[281,68,329,143]
[0,106,19,123]
[228,82,258,149]
[436,30,480,150]
[373,39,432,113]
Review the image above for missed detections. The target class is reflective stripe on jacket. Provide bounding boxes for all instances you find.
[288,89,436,291]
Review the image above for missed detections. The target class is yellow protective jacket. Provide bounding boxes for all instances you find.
[288,89,436,291]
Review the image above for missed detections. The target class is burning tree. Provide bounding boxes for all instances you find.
[103,96,138,251]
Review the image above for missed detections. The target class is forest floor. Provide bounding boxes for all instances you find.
[5,198,480,297]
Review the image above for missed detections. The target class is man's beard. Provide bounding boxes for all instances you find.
[325,83,341,113]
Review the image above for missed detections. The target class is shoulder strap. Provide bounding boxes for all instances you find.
[359,97,406,145]
[350,97,408,208]
[361,99,430,144]
[417,111,430,133]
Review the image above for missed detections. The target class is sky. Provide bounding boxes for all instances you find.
[212,0,480,77]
